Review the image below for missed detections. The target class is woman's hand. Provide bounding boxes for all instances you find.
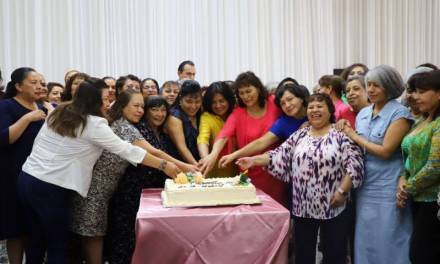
[299,121,310,129]
[163,162,180,179]
[218,153,236,168]
[335,119,349,131]
[342,123,357,140]
[178,162,199,173]
[25,109,46,122]
[330,191,347,208]
[42,101,55,115]
[198,153,217,176]
[235,157,255,171]
[396,176,409,208]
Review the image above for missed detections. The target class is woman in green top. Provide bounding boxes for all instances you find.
[397,70,440,264]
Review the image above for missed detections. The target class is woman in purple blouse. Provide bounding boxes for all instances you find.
[237,93,364,264]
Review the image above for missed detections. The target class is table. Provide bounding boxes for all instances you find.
[132,189,290,264]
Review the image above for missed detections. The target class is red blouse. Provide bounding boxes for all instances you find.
[217,96,288,207]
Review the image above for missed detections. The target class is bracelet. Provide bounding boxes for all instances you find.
[158,159,167,171]
[337,187,348,196]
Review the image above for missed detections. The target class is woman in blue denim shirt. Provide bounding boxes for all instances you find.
[342,65,413,264]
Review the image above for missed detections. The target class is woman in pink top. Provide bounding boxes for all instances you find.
[199,71,287,206]
[318,75,355,126]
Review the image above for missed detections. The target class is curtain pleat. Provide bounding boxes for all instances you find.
[0,0,439,88]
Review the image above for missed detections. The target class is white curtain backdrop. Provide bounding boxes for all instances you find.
[0,0,439,88]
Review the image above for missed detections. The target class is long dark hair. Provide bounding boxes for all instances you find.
[48,78,107,137]
[276,77,299,92]
[173,80,202,105]
[115,74,141,97]
[234,71,268,108]
[47,82,64,94]
[173,80,203,117]
[61,72,90,101]
[107,89,141,124]
[408,70,440,120]
[275,83,309,109]
[144,95,170,131]
[5,67,36,99]
[142,78,160,94]
[203,81,235,118]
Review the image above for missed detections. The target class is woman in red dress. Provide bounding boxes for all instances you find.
[199,71,287,206]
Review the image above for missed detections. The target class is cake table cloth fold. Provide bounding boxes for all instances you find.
[132,189,290,264]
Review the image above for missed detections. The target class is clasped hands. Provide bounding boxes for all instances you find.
[396,176,409,209]
[335,119,357,139]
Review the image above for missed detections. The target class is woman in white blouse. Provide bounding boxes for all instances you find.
[17,78,179,263]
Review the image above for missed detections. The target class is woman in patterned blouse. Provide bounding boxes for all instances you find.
[396,70,440,264]
[237,93,364,264]
[70,89,147,263]
[70,90,185,264]
[105,96,197,264]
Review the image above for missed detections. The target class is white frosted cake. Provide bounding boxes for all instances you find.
[161,173,260,207]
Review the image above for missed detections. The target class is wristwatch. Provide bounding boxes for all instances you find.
[158,159,167,171]
[337,187,348,196]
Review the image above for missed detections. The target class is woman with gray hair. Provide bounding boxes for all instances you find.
[341,65,413,264]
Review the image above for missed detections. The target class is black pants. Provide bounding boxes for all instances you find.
[17,171,72,264]
[294,209,349,264]
[410,201,440,264]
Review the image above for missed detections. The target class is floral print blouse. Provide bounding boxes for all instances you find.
[402,117,440,202]
[266,126,364,219]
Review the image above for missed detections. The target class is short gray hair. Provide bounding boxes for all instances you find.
[365,65,404,100]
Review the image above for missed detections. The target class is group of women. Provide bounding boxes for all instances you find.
[0,63,439,264]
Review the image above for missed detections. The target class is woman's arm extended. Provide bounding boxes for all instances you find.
[164,115,198,165]
[219,132,279,168]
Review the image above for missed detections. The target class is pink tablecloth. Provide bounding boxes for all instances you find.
[132,189,290,264]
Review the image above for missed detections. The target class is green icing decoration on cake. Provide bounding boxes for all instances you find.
[239,171,250,185]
